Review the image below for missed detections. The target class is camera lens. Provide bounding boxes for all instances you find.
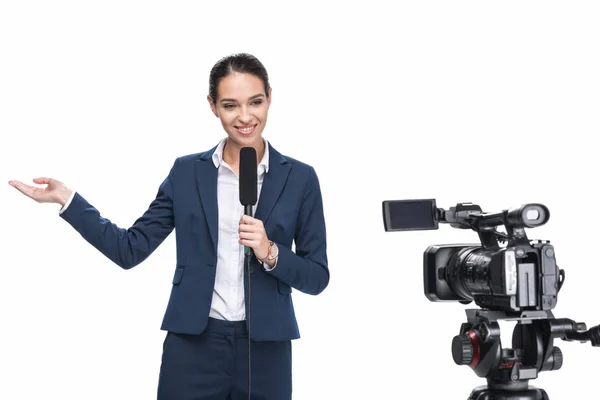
[445,247,496,301]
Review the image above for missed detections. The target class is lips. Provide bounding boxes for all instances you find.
[234,124,257,135]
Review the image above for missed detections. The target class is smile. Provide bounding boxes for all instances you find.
[235,125,257,135]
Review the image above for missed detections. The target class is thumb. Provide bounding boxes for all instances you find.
[33,177,51,185]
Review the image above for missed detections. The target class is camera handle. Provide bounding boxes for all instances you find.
[452,309,600,400]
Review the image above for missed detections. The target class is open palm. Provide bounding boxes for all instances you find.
[8,177,72,206]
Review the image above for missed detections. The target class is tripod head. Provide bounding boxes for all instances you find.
[453,309,600,399]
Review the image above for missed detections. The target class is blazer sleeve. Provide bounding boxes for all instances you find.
[59,159,177,269]
[267,166,330,295]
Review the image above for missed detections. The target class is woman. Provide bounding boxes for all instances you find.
[9,53,330,400]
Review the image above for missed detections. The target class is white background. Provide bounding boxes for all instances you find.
[2,1,599,399]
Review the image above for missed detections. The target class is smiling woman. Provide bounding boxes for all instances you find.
[207,54,273,175]
[8,52,330,400]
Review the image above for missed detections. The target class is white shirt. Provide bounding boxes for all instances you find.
[59,138,274,322]
[209,138,271,321]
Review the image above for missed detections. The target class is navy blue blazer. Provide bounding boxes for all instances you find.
[60,142,329,341]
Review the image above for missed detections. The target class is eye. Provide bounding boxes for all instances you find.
[251,100,263,106]
[223,104,236,109]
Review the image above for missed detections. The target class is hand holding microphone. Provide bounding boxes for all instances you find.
[238,215,270,261]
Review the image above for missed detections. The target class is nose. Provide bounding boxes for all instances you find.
[237,106,252,125]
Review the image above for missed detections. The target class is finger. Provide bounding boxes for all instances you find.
[240,215,262,225]
[239,239,259,248]
[9,181,49,202]
[9,181,36,197]
[239,217,253,227]
[239,223,260,233]
[33,177,52,185]
[241,216,265,229]
[239,231,260,241]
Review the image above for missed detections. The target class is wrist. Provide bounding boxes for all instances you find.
[57,187,73,206]
[256,242,270,262]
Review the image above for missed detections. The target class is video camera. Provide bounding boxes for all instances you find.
[382,199,599,400]
[382,199,561,312]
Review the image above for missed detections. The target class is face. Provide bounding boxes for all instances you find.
[208,72,271,150]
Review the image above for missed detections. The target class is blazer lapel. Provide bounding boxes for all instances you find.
[195,148,219,252]
[254,144,291,224]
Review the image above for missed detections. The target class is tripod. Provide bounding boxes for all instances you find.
[451,309,600,400]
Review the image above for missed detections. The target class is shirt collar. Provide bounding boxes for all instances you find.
[212,138,270,174]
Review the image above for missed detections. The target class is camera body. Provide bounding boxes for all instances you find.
[383,199,563,312]
[424,241,560,312]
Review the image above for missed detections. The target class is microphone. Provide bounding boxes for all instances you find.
[239,146,257,400]
[239,146,258,255]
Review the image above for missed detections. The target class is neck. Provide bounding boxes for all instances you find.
[223,138,266,167]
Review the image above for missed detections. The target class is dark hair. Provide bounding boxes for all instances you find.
[208,53,271,104]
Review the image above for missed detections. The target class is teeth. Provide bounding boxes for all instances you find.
[238,126,254,133]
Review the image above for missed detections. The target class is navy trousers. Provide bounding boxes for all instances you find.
[157,318,292,400]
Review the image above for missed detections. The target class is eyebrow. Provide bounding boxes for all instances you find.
[220,94,265,103]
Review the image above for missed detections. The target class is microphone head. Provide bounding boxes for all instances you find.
[239,147,257,206]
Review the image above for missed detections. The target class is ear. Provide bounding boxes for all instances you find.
[267,87,272,106]
[207,95,219,117]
